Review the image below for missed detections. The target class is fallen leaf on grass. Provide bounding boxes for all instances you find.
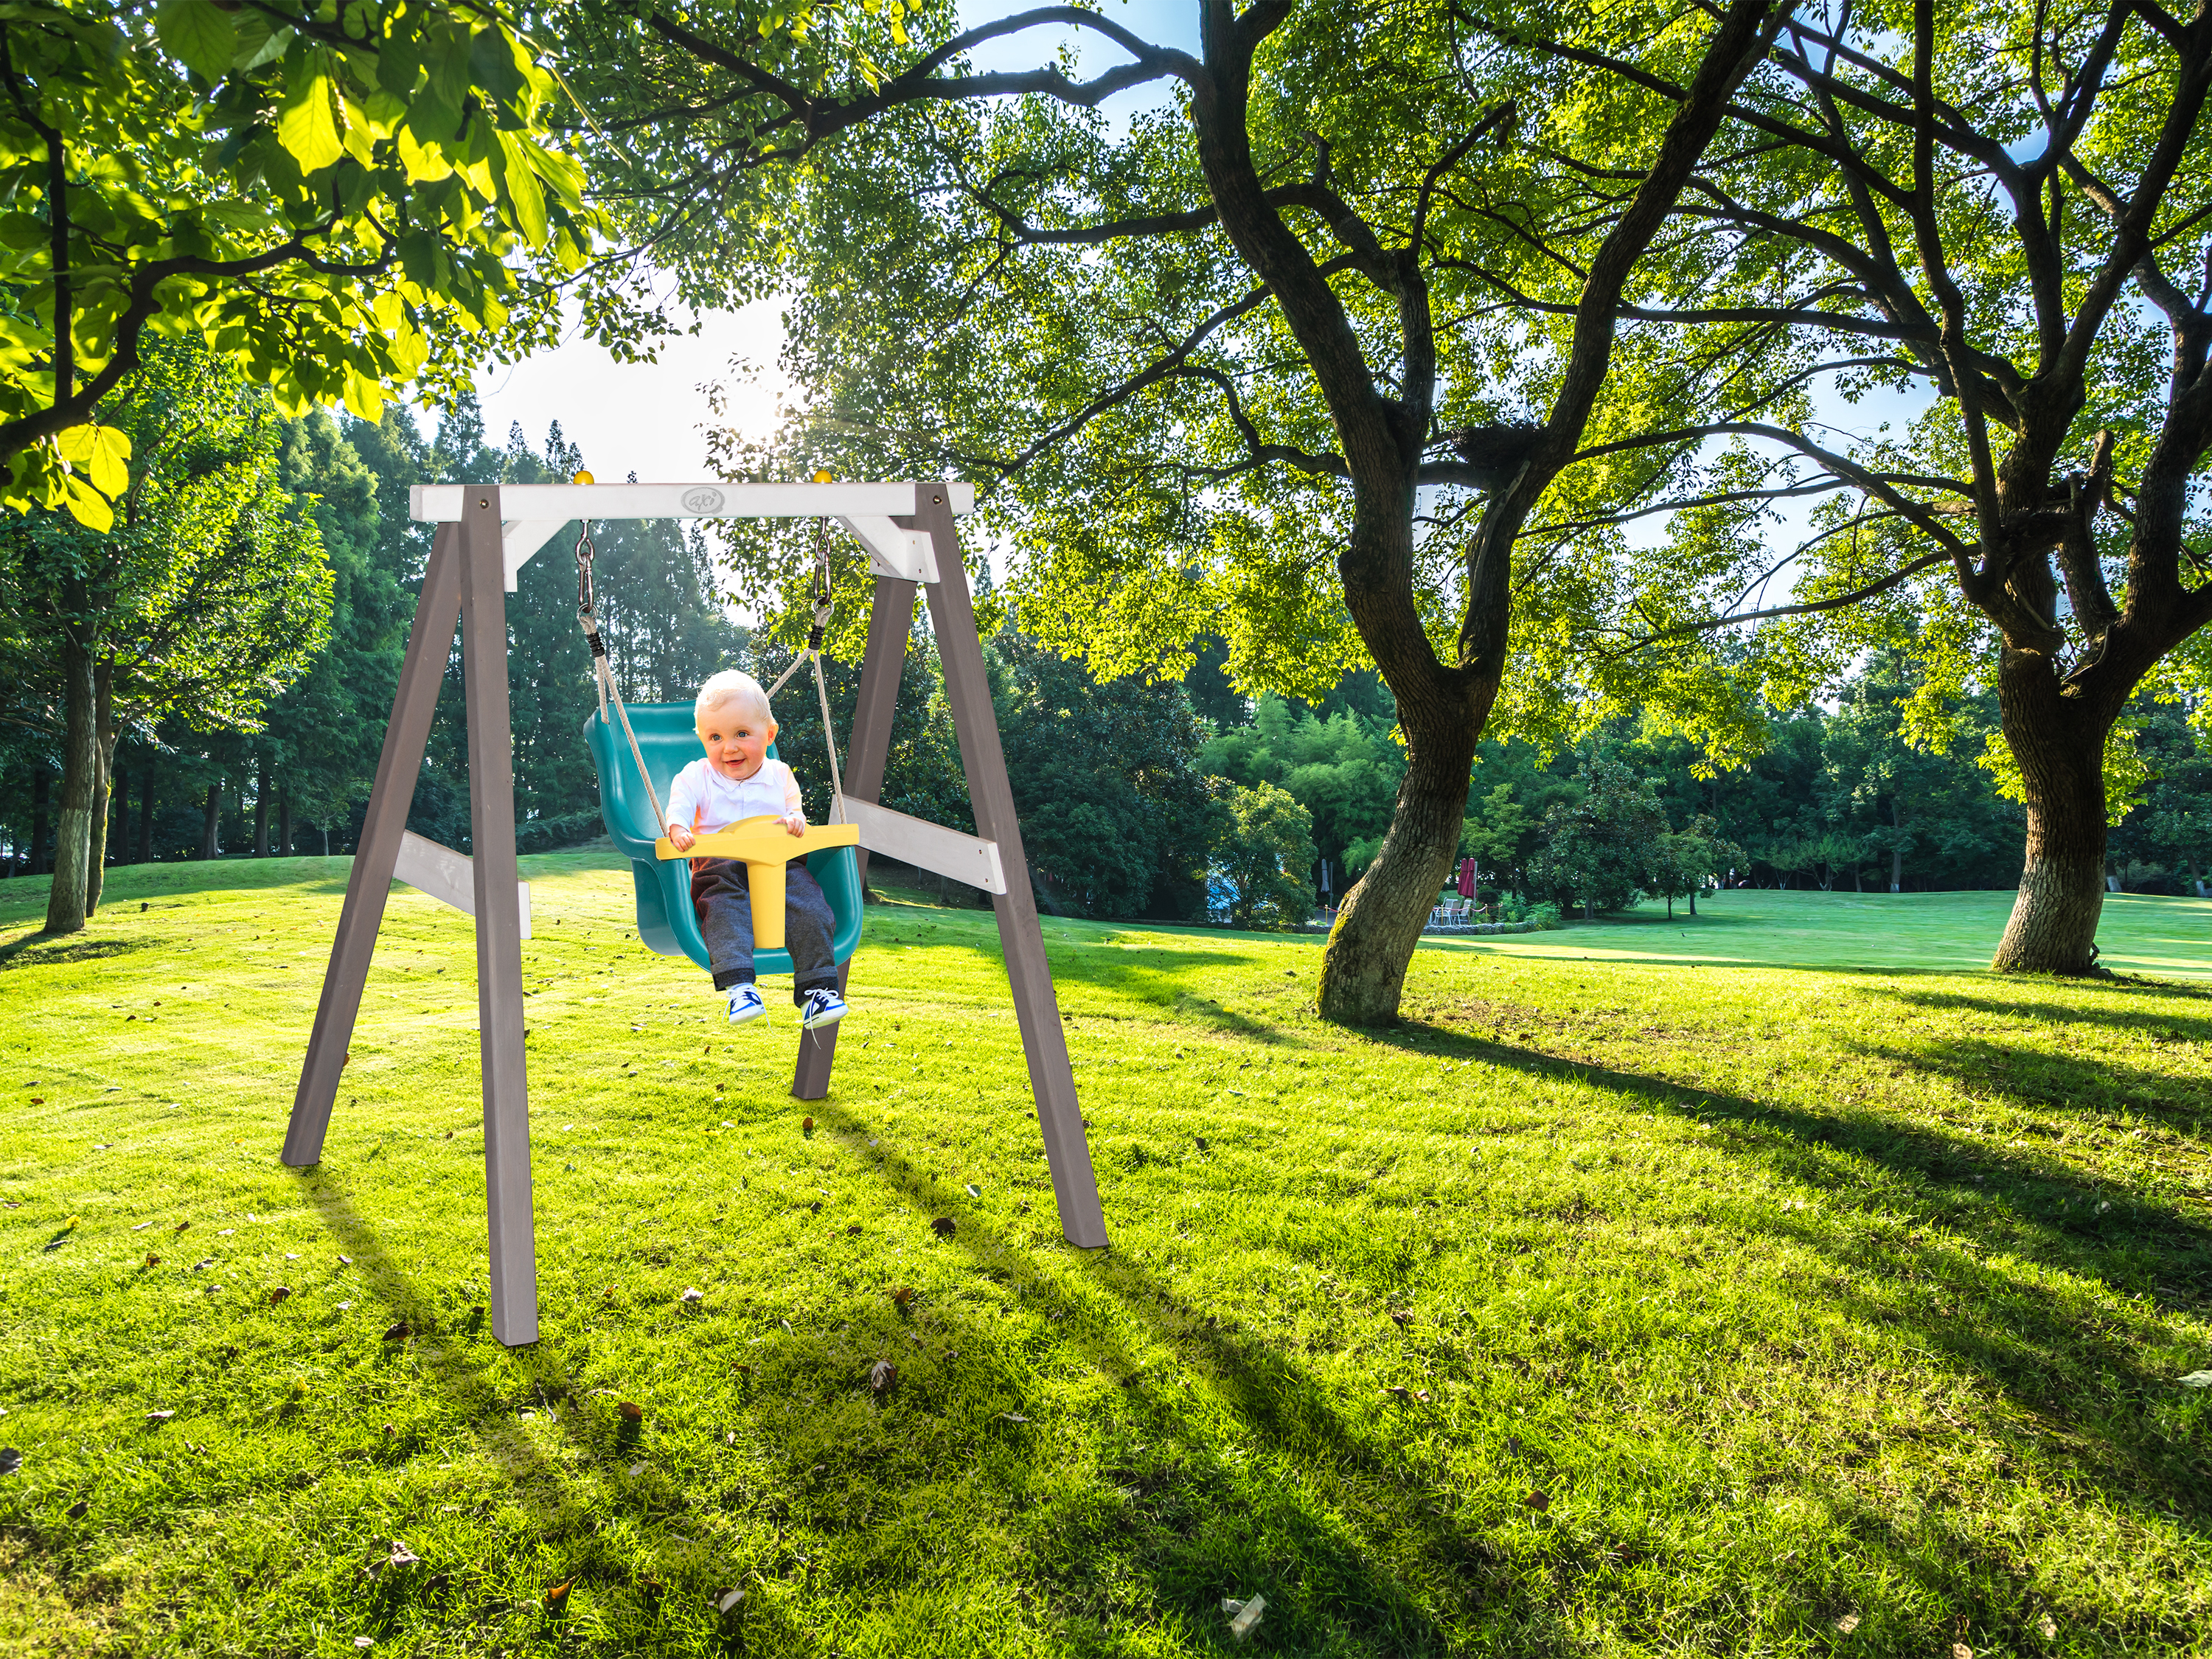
[268,1287,291,1307]
[801,1116,815,1133]
[2038,1615,2056,1639]
[1834,1613,1859,1633]
[889,1286,915,1308]
[544,1582,571,1611]
[931,1217,956,1237]
[60,1215,79,1231]
[867,1360,898,1397]
[999,1413,1030,1423]
[131,1221,152,1232]
[1951,1646,1972,1659]
[713,1587,745,1617]
[337,1255,351,1267]
[846,1223,862,1236]
[680,1287,704,1305]
[174,1221,189,1234]
[66,1500,86,1520]
[146,1410,175,1424]
[965,1183,981,1197]
[1224,1594,1267,1642]
[618,1401,644,1422]
[144,1254,161,1267]
[1382,1385,1411,1402]
[2179,1371,2212,1388]
[1523,1489,1550,1512]
[1388,1311,1413,1328]
[382,1321,413,1343]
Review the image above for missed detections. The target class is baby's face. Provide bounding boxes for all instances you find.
[698,704,775,780]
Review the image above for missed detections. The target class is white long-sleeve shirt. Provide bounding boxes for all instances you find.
[664,757,804,835]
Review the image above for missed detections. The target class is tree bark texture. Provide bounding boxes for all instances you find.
[1990,647,2109,974]
[281,788,293,858]
[42,635,96,936]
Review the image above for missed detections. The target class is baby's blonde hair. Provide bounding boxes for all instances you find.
[695,669,774,731]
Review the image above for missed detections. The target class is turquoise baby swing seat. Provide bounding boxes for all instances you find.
[583,703,864,975]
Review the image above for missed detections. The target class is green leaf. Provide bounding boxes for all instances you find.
[276,63,343,174]
[155,0,235,83]
[495,129,546,246]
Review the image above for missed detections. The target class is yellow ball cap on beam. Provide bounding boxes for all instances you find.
[812,470,834,484]
[573,469,595,485]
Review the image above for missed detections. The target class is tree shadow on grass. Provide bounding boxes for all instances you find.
[1885,979,2212,1042]
[807,1099,1571,1658]
[287,1170,741,1652]
[1363,1016,2211,1517]
[0,930,159,970]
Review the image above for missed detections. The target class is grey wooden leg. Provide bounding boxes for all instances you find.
[284,529,464,1167]
[917,492,1107,1248]
[793,577,916,1101]
[460,487,539,1346]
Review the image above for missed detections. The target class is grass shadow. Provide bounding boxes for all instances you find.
[806,1098,1550,1655]
[1360,1015,2211,1519]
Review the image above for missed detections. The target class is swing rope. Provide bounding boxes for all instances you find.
[575,500,847,832]
[575,515,666,832]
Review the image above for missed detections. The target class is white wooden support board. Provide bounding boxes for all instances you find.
[836,796,1008,894]
[393,830,533,938]
[406,481,976,590]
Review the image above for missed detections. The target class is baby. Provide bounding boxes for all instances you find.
[664,669,847,1029]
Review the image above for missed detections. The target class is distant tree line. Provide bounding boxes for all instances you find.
[7,375,2205,930]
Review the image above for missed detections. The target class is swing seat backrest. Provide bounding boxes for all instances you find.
[583,704,863,974]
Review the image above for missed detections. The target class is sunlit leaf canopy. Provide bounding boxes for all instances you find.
[1489,0,2212,777]
[553,0,1793,712]
[0,0,602,526]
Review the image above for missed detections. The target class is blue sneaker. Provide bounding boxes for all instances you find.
[799,987,847,1030]
[727,984,766,1025]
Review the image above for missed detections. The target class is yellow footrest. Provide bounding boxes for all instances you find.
[655,815,860,950]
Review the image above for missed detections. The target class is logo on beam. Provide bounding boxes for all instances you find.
[681,487,727,513]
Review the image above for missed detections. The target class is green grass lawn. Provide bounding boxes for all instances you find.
[1432,887,2212,978]
[1,855,2208,1658]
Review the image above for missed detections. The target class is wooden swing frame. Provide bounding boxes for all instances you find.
[280,481,1107,1347]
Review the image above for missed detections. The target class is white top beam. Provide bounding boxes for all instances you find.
[410,481,974,524]
[413,481,974,589]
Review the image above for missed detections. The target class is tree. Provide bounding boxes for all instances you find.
[1528,755,1668,917]
[0,0,599,525]
[559,0,1797,1021]
[1201,692,1404,888]
[0,343,329,931]
[1217,780,1317,929]
[1502,0,2212,973]
[1651,815,1735,917]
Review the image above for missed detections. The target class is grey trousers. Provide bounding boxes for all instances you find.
[692,856,839,1001]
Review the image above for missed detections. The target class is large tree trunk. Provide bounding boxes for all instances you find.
[1319,731,1477,1023]
[43,635,97,935]
[1991,650,2109,974]
[254,757,271,857]
[86,665,114,917]
[201,782,222,860]
[280,787,293,858]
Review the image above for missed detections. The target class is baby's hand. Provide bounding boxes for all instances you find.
[667,823,696,852]
[782,813,806,838]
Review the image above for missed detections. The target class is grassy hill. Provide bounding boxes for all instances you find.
[1,858,2207,1657]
